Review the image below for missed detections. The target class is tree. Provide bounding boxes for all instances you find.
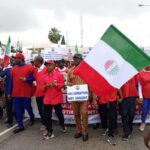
[48,27,61,44]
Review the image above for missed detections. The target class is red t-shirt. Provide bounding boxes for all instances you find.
[138,70,150,98]
[11,64,34,97]
[34,66,47,97]
[121,75,139,98]
[43,70,64,105]
[97,91,117,104]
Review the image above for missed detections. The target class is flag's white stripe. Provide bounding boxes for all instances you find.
[84,40,138,88]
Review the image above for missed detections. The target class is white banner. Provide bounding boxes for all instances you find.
[26,93,150,124]
[43,48,63,61]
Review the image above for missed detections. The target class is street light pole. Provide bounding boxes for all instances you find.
[138,4,150,7]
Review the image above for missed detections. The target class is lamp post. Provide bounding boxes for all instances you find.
[138,4,150,7]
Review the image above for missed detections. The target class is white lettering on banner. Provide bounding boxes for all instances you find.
[43,48,63,60]
[25,94,150,124]
[67,84,89,102]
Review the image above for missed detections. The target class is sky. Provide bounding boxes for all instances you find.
[0,0,150,48]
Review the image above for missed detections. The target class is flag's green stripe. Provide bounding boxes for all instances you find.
[101,25,150,71]
[5,36,11,54]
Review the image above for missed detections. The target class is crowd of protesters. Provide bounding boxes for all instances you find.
[0,52,150,147]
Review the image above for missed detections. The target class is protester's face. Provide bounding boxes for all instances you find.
[15,58,22,65]
[58,62,64,69]
[34,59,40,68]
[46,63,55,72]
[10,58,16,66]
[145,65,150,71]
[73,58,82,66]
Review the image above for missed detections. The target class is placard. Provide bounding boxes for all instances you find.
[67,84,89,102]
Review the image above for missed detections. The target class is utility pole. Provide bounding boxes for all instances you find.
[80,16,84,47]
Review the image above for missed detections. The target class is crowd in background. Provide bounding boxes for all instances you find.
[0,52,149,148]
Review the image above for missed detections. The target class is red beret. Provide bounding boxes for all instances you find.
[14,53,25,60]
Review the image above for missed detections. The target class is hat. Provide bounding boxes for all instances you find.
[45,60,55,65]
[14,53,25,60]
[73,54,83,59]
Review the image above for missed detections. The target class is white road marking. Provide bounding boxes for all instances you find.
[0,118,29,136]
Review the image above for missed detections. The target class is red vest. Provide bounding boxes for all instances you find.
[138,70,150,98]
[121,76,138,98]
[11,64,34,97]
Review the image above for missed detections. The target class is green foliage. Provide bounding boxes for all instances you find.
[48,27,62,44]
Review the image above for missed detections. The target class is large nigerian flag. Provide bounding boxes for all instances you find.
[73,25,150,96]
[4,36,11,67]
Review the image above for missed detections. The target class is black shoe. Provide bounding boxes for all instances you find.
[82,134,88,142]
[28,118,35,126]
[13,127,24,134]
[7,123,13,128]
[74,133,82,138]
[122,134,130,141]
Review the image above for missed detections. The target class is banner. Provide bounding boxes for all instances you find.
[27,92,150,124]
[43,48,63,61]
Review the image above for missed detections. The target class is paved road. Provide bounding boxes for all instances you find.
[0,120,148,150]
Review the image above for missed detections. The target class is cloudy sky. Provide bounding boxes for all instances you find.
[0,0,150,48]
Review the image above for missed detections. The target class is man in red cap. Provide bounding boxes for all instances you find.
[11,53,35,133]
[42,60,67,140]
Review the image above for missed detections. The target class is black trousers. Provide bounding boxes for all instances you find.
[43,103,64,133]
[5,95,16,124]
[98,104,108,129]
[36,97,45,125]
[98,101,117,137]
[120,97,136,136]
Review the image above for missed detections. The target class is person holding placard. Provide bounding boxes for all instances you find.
[67,54,91,142]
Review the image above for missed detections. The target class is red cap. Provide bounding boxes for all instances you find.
[14,53,25,60]
[45,60,55,65]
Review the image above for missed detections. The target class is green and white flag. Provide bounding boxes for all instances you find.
[74,25,150,97]
[4,36,11,67]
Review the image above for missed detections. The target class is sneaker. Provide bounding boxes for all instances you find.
[28,118,35,126]
[139,123,145,131]
[74,133,82,138]
[7,124,13,128]
[43,132,55,140]
[13,127,24,134]
[102,128,108,136]
[40,125,46,131]
[43,130,48,136]
[107,136,116,145]
[62,125,67,133]
[122,135,130,141]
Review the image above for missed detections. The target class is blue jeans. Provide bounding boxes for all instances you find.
[141,98,150,123]
[13,97,34,128]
